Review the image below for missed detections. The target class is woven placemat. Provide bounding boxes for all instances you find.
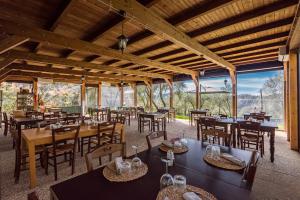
[103,160,148,182]
[203,154,245,171]
[159,144,188,154]
[156,185,217,200]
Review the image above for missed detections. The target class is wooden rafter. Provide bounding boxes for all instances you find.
[65,0,160,59]
[0,35,29,54]
[0,19,194,76]
[7,64,150,82]
[108,0,297,70]
[5,50,171,79]
[0,57,15,69]
[34,0,79,53]
[287,0,300,50]
[98,0,235,71]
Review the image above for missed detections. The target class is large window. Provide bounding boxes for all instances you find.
[237,70,284,128]
[200,76,232,116]
[137,85,150,111]
[102,85,120,109]
[86,86,98,109]
[173,80,196,117]
[0,82,32,113]
[153,83,170,109]
[124,86,134,107]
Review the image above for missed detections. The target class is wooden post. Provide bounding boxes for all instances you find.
[192,75,199,109]
[33,78,38,111]
[81,78,86,116]
[98,82,102,108]
[164,78,173,108]
[288,50,298,150]
[119,84,124,107]
[283,62,290,140]
[130,83,137,107]
[230,70,237,118]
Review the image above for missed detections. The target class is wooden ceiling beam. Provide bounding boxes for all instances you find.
[0,35,29,54]
[0,57,15,70]
[5,50,170,79]
[34,0,79,53]
[0,19,191,76]
[287,0,300,50]
[104,0,296,67]
[100,0,235,71]
[0,19,192,75]
[8,70,120,84]
[65,0,160,60]
[7,63,149,82]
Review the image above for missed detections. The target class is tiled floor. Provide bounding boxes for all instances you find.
[0,119,300,200]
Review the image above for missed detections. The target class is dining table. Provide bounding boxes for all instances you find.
[21,123,125,189]
[50,139,252,200]
[244,113,271,121]
[138,112,167,132]
[196,117,278,162]
[189,109,208,126]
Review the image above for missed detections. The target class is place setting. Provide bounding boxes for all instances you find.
[156,158,217,200]
[203,145,246,171]
[103,145,148,182]
[160,132,189,154]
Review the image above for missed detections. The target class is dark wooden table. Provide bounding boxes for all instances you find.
[244,113,271,121]
[189,109,207,126]
[196,117,278,162]
[157,108,176,122]
[50,139,251,200]
[138,112,167,132]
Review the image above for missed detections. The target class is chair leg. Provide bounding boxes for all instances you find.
[71,152,75,175]
[45,152,49,175]
[81,138,84,157]
[14,152,21,183]
[54,156,58,181]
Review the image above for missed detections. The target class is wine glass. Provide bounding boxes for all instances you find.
[180,130,188,146]
[160,158,174,189]
[131,145,142,168]
[174,175,187,192]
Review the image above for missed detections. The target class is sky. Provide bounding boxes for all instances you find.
[180,70,282,95]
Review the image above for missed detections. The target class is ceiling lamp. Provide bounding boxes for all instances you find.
[199,70,205,77]
[118,11,128,54]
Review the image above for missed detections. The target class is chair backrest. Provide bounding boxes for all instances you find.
[85,143,125,172]
[114,115,126,124]
[98,122,116,143]
[238,121,261,135]
[219,114,227,119]
[27,192,39,200]
[242,150,259,189]
[200,117,216,131]
[146,131,167,149]
[51,125,80,155]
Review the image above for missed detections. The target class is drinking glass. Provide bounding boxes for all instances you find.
[174,175,187,192]
[160,158,174,189]
[131,145,142,168]
[180,131,188,146]
[205,145,213,158]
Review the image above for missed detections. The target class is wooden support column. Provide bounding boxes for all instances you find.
[288,50,298,150]
[33,78,38,111]
[192,75,200,109]
[144,80,152,111]
[230,70,237,118]
[164,78,173,108]
[120,84,124,107]
[98,82,102,108]
[81,78,86,116]
[130,83,137,107]
[283,62,290,139]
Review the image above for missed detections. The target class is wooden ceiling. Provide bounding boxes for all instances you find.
[0,0,298,84]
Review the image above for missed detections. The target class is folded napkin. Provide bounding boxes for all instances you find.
[183,192,201,200]
[221,153,246,167]
[115,157,123,174]
[162,140,173,148]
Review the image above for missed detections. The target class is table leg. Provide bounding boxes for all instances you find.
[197,120,200,140]
[231,125,236,148]
[28,141,37,188]
[191,113,193,126]
[270,129,275,162]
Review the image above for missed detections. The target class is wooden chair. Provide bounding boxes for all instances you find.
[146,131,167,149]
[200,118,231,146]
[89,122,117,151]
[12,120,45,183]
[2,112,10,136]
[44,125,80,181]
[85,143,126,172]
[65,113,81,124]
[27,192,39,200]
[138,114,151,133]
[242,150,259,189]
[238,121,264,157]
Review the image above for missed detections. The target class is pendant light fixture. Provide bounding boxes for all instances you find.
[118,10,128,54]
